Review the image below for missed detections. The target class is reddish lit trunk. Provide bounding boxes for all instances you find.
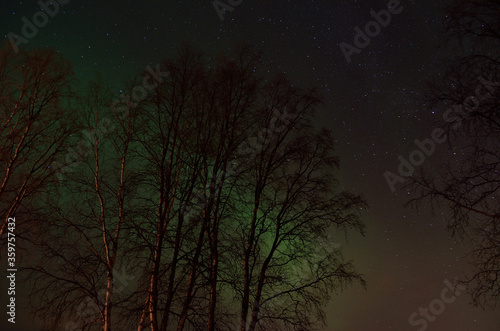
[103,274,113,331]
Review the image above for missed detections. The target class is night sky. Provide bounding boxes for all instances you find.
[1,1,500,330]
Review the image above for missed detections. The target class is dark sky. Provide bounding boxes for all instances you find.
[1,1,499,330]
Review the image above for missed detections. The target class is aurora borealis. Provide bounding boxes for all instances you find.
[1,1,500,330]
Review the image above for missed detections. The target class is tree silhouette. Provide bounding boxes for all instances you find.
[407,0,500,309]
[27,77,141,331]
[0,45,74,243]
[19,44,366,330]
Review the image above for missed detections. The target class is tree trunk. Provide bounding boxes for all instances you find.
[207,246,218,331]
[160,211,185,331]
[148,231,164,331]
[103,273,113,331]
[240,199,261,331]
[177,218,206,331]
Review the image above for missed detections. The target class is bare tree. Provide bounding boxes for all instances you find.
[27,77,141,330]
[21,44,366,331]
[134,45,209,331]
[224,75,366,331]
[407,0,500,309]
[0,45,73,242]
